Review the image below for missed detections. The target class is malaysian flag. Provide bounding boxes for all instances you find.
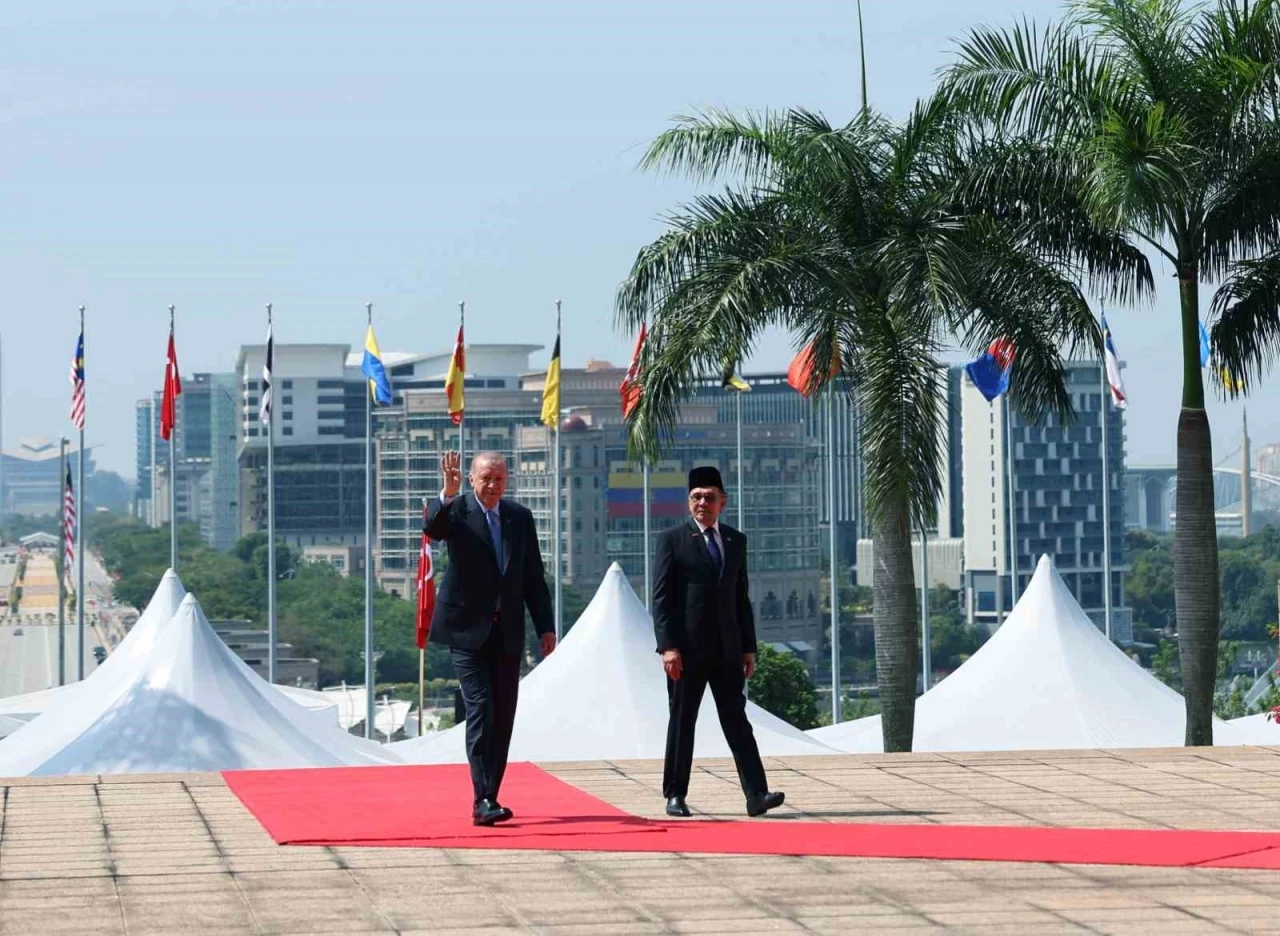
[62,467,76,574]
[260,317,273,424]
[69,329,85,430]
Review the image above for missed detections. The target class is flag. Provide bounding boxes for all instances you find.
[69,330,85,430]
[415,525,435,650]
[786,341,838,397]
[62,467,75,575]
[541,334,561,428]
[620,324,647,418]
[361,325,393,406]
[160,325,182,441]
[260,320,273,424]
[965,336,1016,402]
[1199,321,1211,367]
[1101,315,1127,410]
[445,324,465,425]
[722,364,751,393]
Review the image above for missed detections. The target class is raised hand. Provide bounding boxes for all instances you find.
[441,450,462,497]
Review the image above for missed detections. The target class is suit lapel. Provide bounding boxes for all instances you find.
[464,494,500,570]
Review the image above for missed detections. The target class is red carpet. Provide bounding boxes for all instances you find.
[223,763,1280,869]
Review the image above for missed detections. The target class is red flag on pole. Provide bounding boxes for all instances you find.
[786,340,838,398]
[620,323,647,418]
[415,527,435,650]
[160,325,182,441]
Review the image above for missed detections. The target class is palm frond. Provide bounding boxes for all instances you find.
[1210,252,1280,396]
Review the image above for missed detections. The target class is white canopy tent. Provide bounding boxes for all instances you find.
[810,555,1252,753]
[0,570,338,737]
[393,563,837,763]
[0,592,400,776]
[1227,712,1280,744]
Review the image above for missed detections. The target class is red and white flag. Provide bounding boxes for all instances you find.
[620,323,647,418]
[161,324,182,441]
[62,467,76,575]
[69,330,85,430]
[415,521,435,651]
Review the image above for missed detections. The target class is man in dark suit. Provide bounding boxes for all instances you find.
[425,450,555,826]
[653,465,786,818]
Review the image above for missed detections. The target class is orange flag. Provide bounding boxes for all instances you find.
[620,323,647,418]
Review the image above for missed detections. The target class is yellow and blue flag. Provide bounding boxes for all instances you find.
[362,325,393,405]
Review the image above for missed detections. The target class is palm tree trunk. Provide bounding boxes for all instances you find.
[1175,263,1219,746]
[873,493,918,753]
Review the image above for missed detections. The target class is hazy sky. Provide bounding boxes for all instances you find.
[0,0,1265,476]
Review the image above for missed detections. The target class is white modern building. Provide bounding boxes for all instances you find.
[959,360,1131,642]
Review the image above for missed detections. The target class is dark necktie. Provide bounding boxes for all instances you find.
[704,527,723,572]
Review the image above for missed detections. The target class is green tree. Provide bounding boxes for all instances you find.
[616,104,1120,751]
[943,0,1280,745]
[1153,639,1182,690]
[749,645,820,730]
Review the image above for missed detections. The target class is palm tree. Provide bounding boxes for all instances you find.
[615,102,1138,751]
[942,0,1280,745]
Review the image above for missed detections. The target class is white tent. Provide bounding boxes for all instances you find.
[0,570,338,735]
[393,563,837,763]
[810,555,1252,753]
[0,592,400,776]
[1228,712,1280,744]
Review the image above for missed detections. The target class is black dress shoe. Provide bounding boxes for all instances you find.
[473,798,506,827]
[493,803,513,823]
[665,796,691,818]
[745,791,785,817]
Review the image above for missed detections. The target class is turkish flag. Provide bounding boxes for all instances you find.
[416,525,435,650]
[160,328,182,441]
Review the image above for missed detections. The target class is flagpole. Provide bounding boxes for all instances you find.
[458,301,466,489]
[1005,396,1018,607]
[735,378,744,531]
[364,302,375,740]
[642,460,651,609]
[1101,359,1114,641]
[76,306,85,681]
[921,523,931,692]
[553,300,563,641]
[57,437,67,687]
[828,393,841,724]
[149,396,157,529]
[266,304,277,683]
[169,305,178,573]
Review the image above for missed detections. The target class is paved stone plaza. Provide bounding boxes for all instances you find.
[5,747,1280,934]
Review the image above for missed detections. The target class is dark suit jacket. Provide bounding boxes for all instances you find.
[424,493,554,654]
[652,518,757,666]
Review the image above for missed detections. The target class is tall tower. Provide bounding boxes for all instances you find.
[1242,409,1253,538]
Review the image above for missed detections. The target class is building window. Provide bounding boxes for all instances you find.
[282,427,294,437]
[282,395,293,405]
[246,380,259,391]
[282,380,293,390]
[283,411,293,421]
[318,426,345,436]
[317,379,344,389]
[248,428,259,437]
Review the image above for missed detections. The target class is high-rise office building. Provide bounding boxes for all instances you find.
[959,360,1131,641]
[135,374,238,550]
[236,342,539,549]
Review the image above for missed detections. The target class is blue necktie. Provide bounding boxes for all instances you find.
[704,528,722,573]
[486,508,503,570]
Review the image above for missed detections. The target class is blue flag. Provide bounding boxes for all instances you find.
[965,337,1016,402]
[1199,321,1211,367]
[361,325,393,405]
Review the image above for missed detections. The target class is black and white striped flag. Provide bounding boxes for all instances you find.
[260,319,273,424]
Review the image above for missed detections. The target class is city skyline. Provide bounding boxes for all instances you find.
[0,0,1267,477]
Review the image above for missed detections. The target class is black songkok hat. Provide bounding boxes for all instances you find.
[688,466,725,492]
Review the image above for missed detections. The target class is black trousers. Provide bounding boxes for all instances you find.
[663,657,768,800]
[450,626,521,804]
